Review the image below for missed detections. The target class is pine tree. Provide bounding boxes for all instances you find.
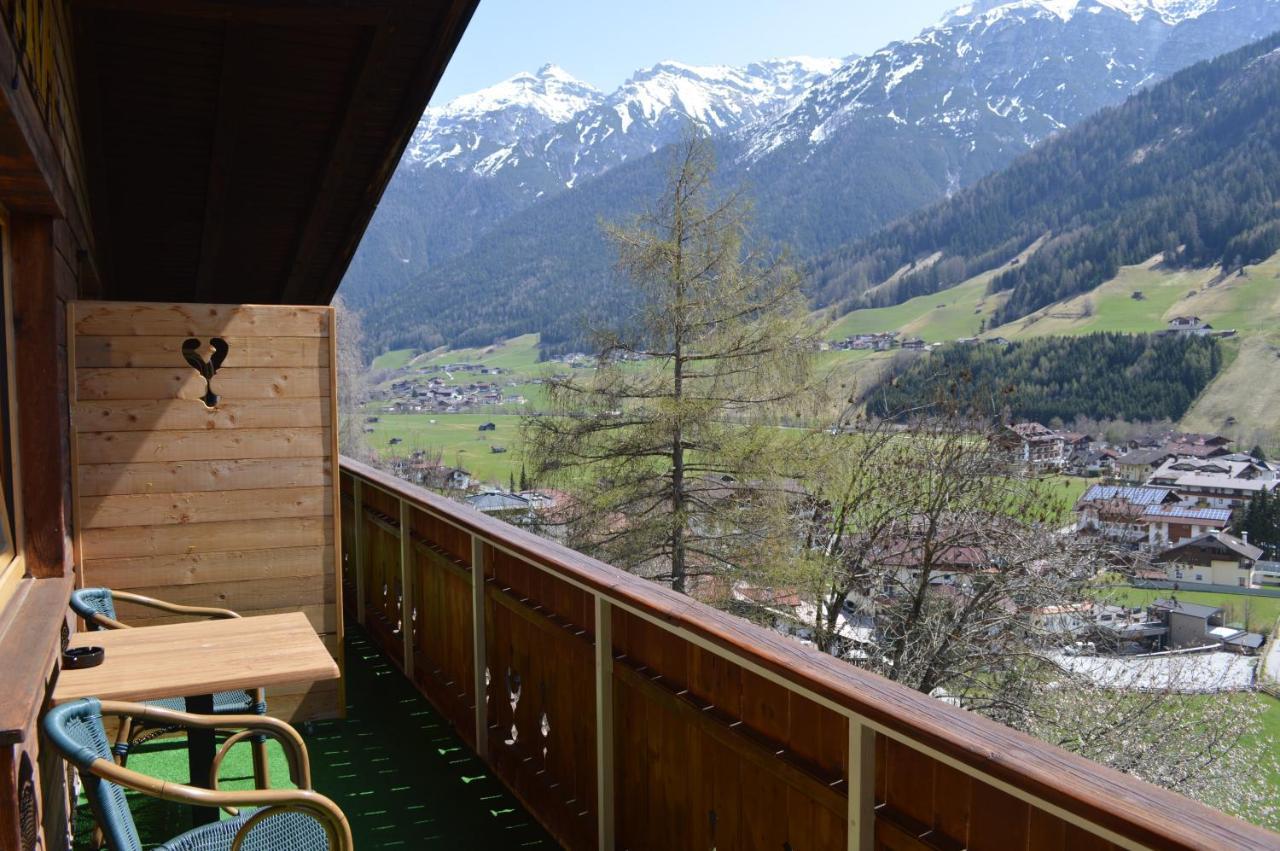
[523,132,819,593]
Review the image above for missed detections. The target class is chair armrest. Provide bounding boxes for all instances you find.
[109,590,241,622]
[97,700,311,788]
[83,756,352,851]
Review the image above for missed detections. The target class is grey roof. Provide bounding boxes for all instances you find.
[1225,632,1266,649]
[1115,448,1172,467]
[466,491,530,512]
[1078,485,1174,506]
[1151,599,1222,619]
[1163,531,1264,562]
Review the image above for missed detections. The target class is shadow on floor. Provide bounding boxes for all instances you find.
[73,627,557,849]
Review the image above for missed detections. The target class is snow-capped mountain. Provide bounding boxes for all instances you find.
[531,57,840,189]
[344,0,1280,348]
[405,56,840,191]
[405,64,603,174]
[746,0,1279,165]
[339,56,840,308]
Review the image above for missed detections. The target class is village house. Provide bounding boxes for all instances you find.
[875,542,993,591]
[1146,454,1278,508]
[1113,447,1176,482]
[1148,599,1264,653]
[997,421,1068,468]
[1155,531,1263,587]
[1166,315,1212,334]
[1141,504,1234,547]
[1074,485,1180,545]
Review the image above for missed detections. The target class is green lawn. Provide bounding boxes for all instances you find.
[414,333,544,373]
[996,253,1280,340]
[366,412,525,485]
[1047,475,1092,522]
[827,274,1005,343]
[370,347,418,371]
[1098,585,1280,634]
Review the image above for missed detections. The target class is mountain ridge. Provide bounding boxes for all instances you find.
[343,0,1280,355]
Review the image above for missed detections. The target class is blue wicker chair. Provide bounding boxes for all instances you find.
[44,698,350,851]
[69,588,271,785]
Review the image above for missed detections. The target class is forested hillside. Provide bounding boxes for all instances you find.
[811,32,1280,326]
[866,333,1224,423]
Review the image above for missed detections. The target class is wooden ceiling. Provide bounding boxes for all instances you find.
[70,0,478,305]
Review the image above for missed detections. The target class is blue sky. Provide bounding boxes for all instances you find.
[431,0,961,103]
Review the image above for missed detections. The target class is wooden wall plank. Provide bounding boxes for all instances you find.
[112,573,335,619]
[121,603,337,635]
[74,398,332,433]
[77,427,329,463]
[78,457,330,496]
[75,335,328,368]
[76,366,330,400]
[84,545,331,589]
[79,485,330,528]
[72,302,330,337]
[80,516,332,560]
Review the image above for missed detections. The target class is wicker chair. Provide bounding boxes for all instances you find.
[44,698,351,851]
[68,588,271,786]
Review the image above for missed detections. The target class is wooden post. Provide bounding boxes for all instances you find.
[398,498,414,675]
[352,478,367,626]
[470,535,488,759]
[847,716,876,850]
[11,215,72,579]
[594,595,615,849]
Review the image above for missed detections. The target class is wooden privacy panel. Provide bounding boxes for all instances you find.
[69,302,342,721]
[874,735,1123,851]
[485,546,597,850]
[612,607,848,850]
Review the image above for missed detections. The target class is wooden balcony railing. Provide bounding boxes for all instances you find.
[339,457,1277,850]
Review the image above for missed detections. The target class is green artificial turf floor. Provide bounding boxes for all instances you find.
[73,628,557,849]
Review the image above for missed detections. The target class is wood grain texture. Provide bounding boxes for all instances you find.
[12,215,74,578]
[79,485,329,528]
[76,367,329,400]
[77,427,329,463]
[74,398,332,433]
[54,612,338,704]
[78,457,330,496]
[85,546,331,589]
[76,335,328,368]
[72,302,330,337]
[69,303,343,721]
[79,516,332,561]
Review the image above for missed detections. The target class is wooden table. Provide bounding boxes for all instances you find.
[54,612,339,825]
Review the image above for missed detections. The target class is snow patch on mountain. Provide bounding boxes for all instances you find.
[945,0,1221,25]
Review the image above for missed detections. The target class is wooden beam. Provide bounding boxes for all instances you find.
[10,215,72,578]
[70,0,383,26]
[848,717,876,850]
[352,478,366,626]
[278,16,394,303]
[281,1,479,303]
[193,25,254,300]
[0,575,74,744]
[470,534,487,759]
[398,497,414,674]
[594,596,614,849]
